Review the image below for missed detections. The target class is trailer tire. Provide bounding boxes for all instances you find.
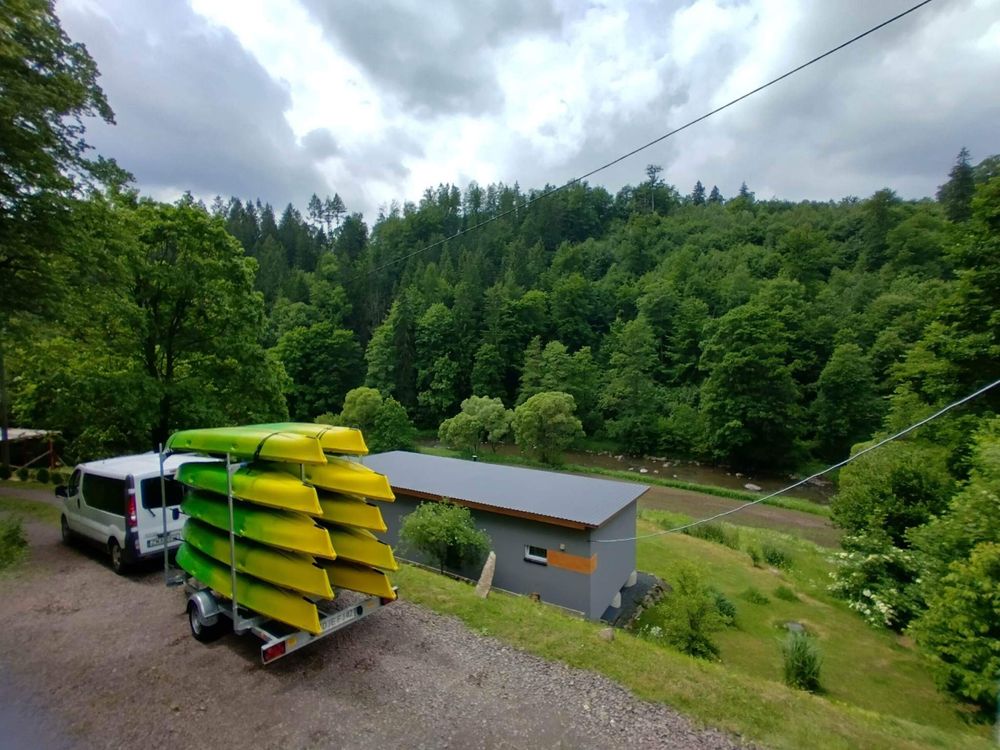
[188,601,229,643]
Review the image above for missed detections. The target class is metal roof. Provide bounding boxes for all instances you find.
[362,451,647,528]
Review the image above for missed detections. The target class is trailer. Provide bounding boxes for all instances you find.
[185,581,395,664]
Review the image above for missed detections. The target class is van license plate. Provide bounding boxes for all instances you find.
[147,531,182,549]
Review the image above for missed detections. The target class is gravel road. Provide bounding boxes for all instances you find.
[0,498,748,750]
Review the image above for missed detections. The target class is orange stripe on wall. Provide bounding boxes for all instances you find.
[548,549,597,574]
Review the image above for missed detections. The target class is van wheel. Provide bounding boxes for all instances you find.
[60,516,73,545]
[188,602,228,643]
[109,539,128,575]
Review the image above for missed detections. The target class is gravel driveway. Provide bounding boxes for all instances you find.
[0,506,747,749]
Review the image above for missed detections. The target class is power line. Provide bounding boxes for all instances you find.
[593,378,1000,544]
[354,0,934,281]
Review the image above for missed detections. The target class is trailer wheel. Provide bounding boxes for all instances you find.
[188,601,228,643]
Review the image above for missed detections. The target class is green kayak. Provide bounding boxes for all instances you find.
[183,519,333,599]
[175,462,322,515]
[167,426,327,464]
[177,544,322,634]
[317,492,387,533]
[325,525,398,571]
[246,423,368,456]
[321,559,396,600]
[181,491,336,559]
[294,457,395,501]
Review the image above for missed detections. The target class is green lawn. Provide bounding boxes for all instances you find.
[394,512,991,750]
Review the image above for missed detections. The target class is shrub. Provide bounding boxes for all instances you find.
[35,467,50,484]
[684,523,740,550]
[399,501,491,574]
[0,517,28,570]
[741,587,770,605]
[50,470,64,485]
[0,464,10,480]
[828,530,922,630]
[16,467,30,482]
[639,566,722,659]
[774,585,799,602]
[747,546,762,567]
[711,590,737,626]
[762,543,792,569]
[782,632,822,692]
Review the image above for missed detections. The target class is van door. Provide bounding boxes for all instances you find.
[136,476,186,556]
[79,472,127,547]
[64,469,86,536]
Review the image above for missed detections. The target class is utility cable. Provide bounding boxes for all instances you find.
[354,0,934,281]
[593,377,1000,544]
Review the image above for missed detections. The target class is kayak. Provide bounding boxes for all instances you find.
[177,543,321,634]
[181,491,336,559]
[325,525,398,571]
[176,462,322,515]
[317,492,387,533]
[294,457,395,501]
[247,423,368,456]
[183,519,333,600]
[321,559,396,600]
[166,426,327,465]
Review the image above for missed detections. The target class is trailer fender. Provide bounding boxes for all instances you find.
[188,589,222,626]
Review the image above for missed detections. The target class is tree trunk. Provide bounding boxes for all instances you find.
[0,337,9,468]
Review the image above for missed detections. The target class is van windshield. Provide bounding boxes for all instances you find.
[140,477,185,510]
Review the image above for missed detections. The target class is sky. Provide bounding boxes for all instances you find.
[58,0,1000,221]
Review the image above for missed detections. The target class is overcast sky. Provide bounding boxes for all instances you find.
[58,0,999,220]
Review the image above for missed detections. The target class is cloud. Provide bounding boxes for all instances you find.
[58,0,332,207]
[300,0,563,117]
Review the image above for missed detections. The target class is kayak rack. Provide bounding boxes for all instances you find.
[163,447,396,663]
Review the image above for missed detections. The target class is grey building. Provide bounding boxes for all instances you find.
[362,451,648,621]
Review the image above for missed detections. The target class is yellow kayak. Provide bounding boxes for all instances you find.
[176,462,322,515]
[317,493,387,532]
[326,525,398,571]
[177,544,322,634]
[294,457,395,501]
[183,519,333,600]
[181,492,336,560]
[321,559,396,600]
[167,426,327,464]
[248,423,368,456]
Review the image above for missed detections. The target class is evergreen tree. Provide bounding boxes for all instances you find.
[691,181,706,206]
[936,147,975,222]
[708,185,723,204]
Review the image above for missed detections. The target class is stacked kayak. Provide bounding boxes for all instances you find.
[167,423,398,634]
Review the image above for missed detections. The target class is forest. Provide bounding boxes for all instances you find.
[2,1,998,716]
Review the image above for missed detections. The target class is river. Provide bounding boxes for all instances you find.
[419,440,836,504]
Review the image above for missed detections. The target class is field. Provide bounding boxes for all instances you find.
[396,508,992,749]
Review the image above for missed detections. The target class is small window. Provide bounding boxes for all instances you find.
[140,477,184,510]
[524,545,548,565]
[81,473,126,515]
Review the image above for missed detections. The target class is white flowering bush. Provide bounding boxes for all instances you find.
[828,531,922,630]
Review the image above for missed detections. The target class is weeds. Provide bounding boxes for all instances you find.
[782,632,822,692]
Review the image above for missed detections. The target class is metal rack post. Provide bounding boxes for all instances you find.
[226,452,240,626]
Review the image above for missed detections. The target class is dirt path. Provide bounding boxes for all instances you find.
[636,484,841,547]
[0,510,746,750]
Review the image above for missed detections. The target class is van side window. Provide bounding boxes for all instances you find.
[81,474,127,515]
[141,477,184,510]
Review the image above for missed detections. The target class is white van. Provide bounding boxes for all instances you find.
[57,453,212,574]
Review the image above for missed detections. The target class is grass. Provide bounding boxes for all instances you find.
[0,495,60,525]
[0,517,28,570]
[394,508,990,749]
[414,445,831,518]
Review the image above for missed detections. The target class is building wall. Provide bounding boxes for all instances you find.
[588,501,638,620]
[380,494,601,617]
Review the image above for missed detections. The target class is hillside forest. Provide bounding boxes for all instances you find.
[2,1,999,716]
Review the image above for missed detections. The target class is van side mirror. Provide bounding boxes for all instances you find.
[55,485,68,498]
